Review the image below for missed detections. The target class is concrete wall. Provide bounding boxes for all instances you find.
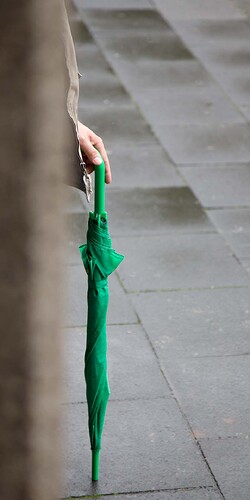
[0,1,67,498]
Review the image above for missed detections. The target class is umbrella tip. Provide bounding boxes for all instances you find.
[92,449,100,481]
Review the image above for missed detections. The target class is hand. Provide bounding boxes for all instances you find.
[77,121,112,184]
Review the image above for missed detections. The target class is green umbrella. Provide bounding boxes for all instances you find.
[79,156,124,481]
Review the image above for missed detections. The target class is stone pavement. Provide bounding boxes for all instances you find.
[62,1,250,498]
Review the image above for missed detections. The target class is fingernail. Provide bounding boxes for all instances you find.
[93,156,102,165]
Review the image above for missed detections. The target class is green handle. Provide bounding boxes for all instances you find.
[94,152,105,216]
[92,449,100,481]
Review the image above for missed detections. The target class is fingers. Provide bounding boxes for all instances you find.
[80,139,102,167]
[78,122,112,184]
[81,155,94,175]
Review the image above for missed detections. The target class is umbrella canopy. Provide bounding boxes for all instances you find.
[79,158,124,480]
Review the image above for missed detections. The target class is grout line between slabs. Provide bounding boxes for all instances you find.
[63,484,220,499]
[123,285,250,294]
[62,486,221,500]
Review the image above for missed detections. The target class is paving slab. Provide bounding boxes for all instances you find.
[89,30,193,63]
[159,18,250,122]
[76,43,112,74]
[201,438,250,500]
[114,233,249,292]
[240,104,250,123]
[160,356,250,439]
[202,71,250,122]
[106,145,184,189]
[153,0,244,20]
[171,19,250,50]
[221,232,250,259]
[77,12,250,129]
[62,324,170,404]
[82,9,194,62]
[65,265,137,327]
[171,25,250,87]
[169,20,250,112]
[78,106,158,149]
[231,0,250,17]
[78,70,133,109]
[73,0,153,10]
[75,19,246,127]
[208,208,250,233]
[114,59,218,92]
[103,187,213,236]
[135,86,243,126]
[179,164,250,208]
[155,124,250,164]
[82,9,172,33]
[63,399,214,497]
[68,17,93,44]
[207,208,250,259]
[241,260,250,276]
[131,287,250,358]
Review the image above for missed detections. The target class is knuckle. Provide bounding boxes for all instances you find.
[96,136,103,145]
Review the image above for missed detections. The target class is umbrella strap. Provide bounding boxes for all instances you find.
[89,211,107,226]
[88,277,107,289]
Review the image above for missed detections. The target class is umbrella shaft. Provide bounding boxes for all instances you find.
[95,161,105,215]
[92,449,100,481]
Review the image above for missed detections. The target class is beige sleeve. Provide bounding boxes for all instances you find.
[61,2,79,126]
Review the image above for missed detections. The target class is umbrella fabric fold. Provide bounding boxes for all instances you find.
[79,213,124,479]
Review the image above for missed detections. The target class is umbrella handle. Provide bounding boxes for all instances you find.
[94,150,106,219]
